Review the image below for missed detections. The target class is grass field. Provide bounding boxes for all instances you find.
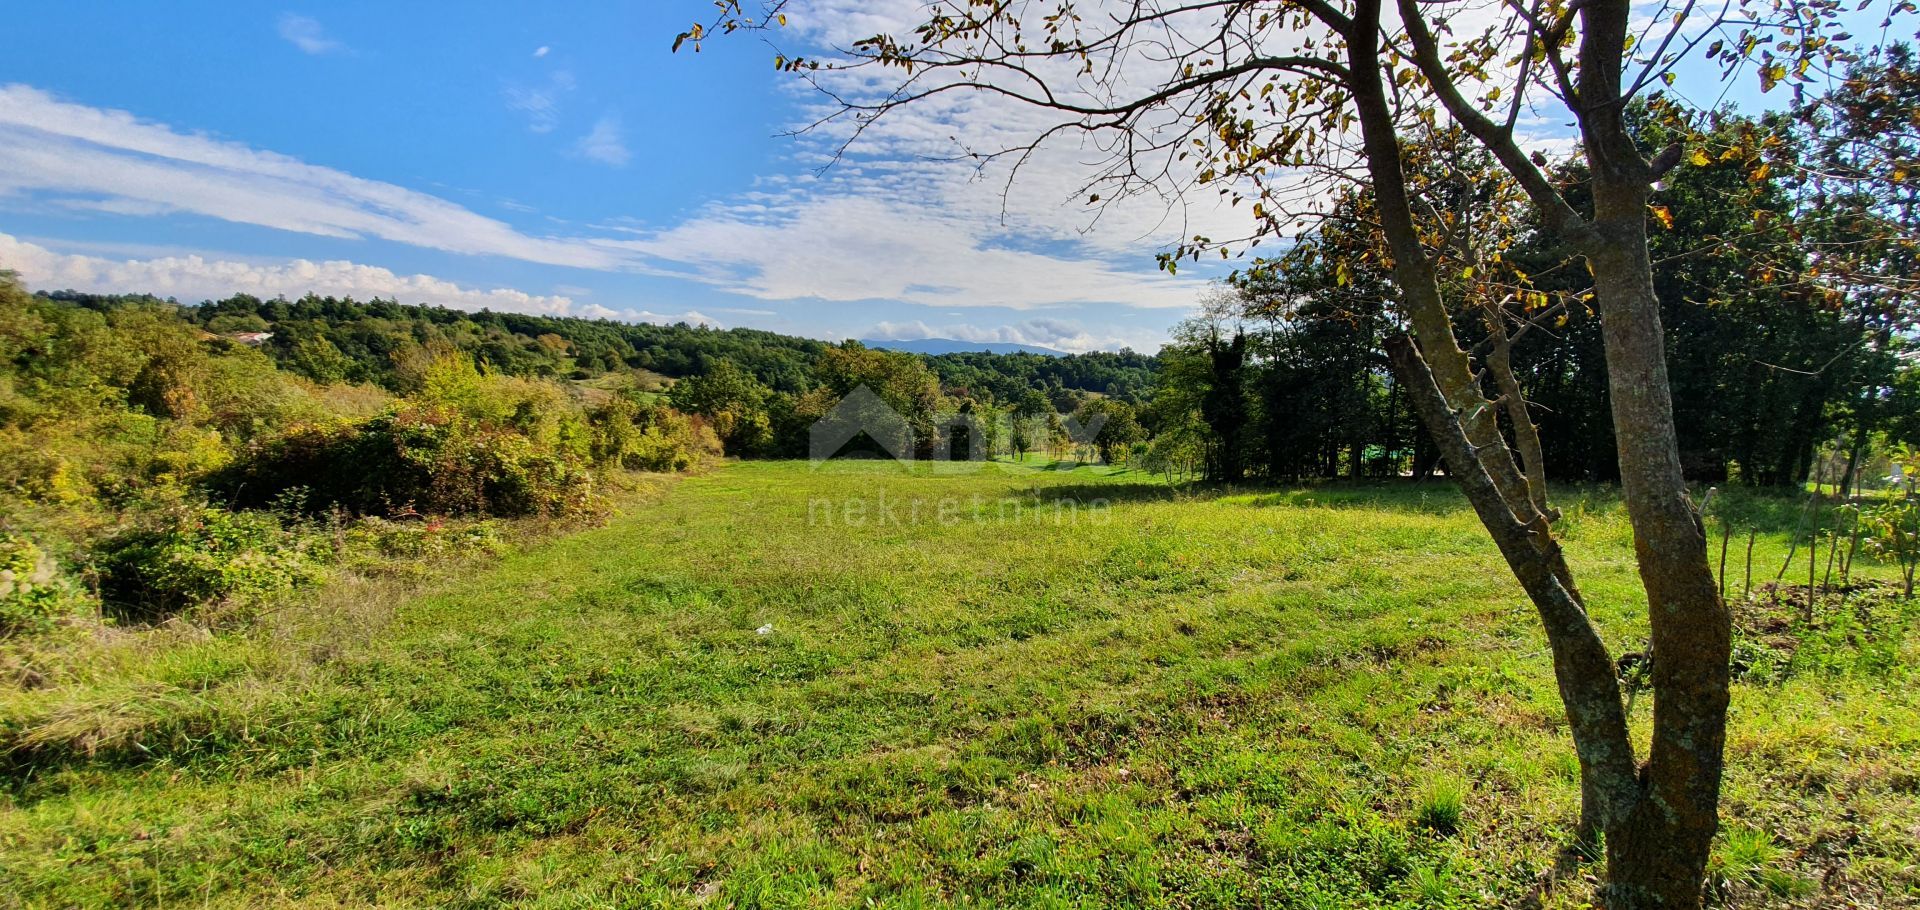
[3,460,1917,908]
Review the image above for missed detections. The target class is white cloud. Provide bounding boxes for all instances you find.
[0,84,619,268]
[572,114,630,167]
[532,45,551,58]
[866,317,1160,354]
[761,0,1277,257]
[0,83,1208,346]
[609,194,1200,310]
[0,232,717,327]
[277,14,343,55]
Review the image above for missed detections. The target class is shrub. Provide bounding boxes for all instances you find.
[95,508,324,623]
[221,406,604,520]
[0,534,82,635]
[590,397,721,473]
[349,517,505,559]
[377,406,600,517]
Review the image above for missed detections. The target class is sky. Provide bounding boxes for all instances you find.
[0,1,1235,353]
[0,2,1884,353]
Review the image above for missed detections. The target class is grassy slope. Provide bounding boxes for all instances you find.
[2,461,1916,909]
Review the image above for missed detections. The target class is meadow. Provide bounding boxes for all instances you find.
[2,460,1916,909]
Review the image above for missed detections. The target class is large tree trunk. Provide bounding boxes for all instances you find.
[1345,0,1633,850]
[1585,182,1732,908]
[1342,0,1735,898]
[1388,337,1640,845]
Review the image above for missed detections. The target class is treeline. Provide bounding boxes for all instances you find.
[59,291,1161,404]
[1148,57,1920,489]
[921,349,1158,405]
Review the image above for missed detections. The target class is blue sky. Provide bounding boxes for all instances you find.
[0,2,1215,352]
[0,3,1885,352]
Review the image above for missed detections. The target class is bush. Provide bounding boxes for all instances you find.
[375,405,601,517]
[590,397,721,473]
[221,405,604,520]
[341,516,507,562]
[0,534,81,635]
[95,508,324,623]
[210,356,719,521]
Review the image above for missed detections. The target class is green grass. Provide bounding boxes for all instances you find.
[3,460,1917,908]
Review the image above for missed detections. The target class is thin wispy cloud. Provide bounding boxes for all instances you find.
[503,70,575,134]
[276,13,343,55]
[572,114,630,167]
[0,84,616,268]
[532,45,550,58]
[612,195,1199,310]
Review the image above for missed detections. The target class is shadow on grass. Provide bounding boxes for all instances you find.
[1706,484,1877,540]
[1012,477,1483,511]
[1010,482,1226,506]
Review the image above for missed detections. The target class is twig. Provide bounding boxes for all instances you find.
[1744,528,1756,601]
[1842,507,1862,588]
[1822,524,1840,595]
[1805,529,1817,625]
[1719,518,1732,600]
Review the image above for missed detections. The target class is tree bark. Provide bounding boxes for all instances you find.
[1344,0,1635,845]
[1388,336,1639,845]
[1584,183,1731,908]
[1483,310,1552,517]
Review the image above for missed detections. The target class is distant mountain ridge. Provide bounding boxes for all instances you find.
[862,337,1066,357]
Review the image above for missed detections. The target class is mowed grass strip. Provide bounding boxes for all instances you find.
[2,460,1916,909]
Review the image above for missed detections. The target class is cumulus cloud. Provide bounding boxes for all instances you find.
[0,232,716,326]
[277,14,343,55]
[572,114,630,167]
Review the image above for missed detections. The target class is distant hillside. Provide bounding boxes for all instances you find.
[862,337,1065,357]
[30,290,1157,403]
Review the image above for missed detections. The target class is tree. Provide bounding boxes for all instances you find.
[667,359,775,454]
[682,0,1881,903]
[1074,398,1145,463]
[1787,46,1920,494]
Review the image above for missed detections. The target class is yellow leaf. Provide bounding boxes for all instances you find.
[1688,148,1710,167]
[1650,205,1674,230]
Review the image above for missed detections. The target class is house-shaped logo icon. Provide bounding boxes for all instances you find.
[810,385,915,463]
